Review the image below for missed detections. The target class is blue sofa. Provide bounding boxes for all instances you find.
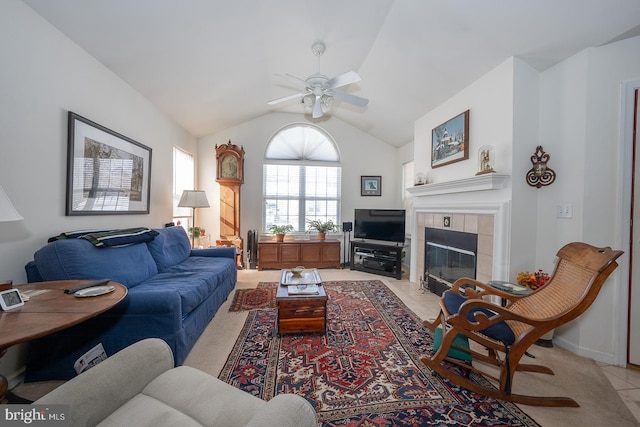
[23,226,237,382]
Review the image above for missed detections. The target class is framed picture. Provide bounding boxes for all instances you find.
[431,109,469,168]
[361,175,381,196]
[66,112,152,215]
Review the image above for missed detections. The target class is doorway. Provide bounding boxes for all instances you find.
[630,87,640,367]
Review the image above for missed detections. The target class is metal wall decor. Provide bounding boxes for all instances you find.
[526,146,556,188]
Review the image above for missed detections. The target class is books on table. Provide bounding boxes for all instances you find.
[287,284,319,295]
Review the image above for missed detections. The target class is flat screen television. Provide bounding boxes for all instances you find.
[354,209,406,243]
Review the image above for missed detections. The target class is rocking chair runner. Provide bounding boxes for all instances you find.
[421,242,623,407]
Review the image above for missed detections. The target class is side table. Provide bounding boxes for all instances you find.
[0,280,127,402]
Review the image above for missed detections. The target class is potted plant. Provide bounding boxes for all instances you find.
[268,224,294,242]
[516,269,550,290]
[188,226,205,239]
[306,219,337,241]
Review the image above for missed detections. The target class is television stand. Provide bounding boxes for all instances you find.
[350,241,405,279]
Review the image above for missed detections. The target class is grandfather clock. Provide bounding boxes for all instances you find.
[215,141,245,267]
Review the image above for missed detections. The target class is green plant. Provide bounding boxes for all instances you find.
[268,224,294,235]
[188,226,205,238]
[306,219,337,233]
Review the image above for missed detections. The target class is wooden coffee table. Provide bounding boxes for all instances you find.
[276,269,327,335]
[0,280,127,401]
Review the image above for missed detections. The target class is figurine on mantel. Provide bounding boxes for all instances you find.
[476,145,496,175]
[414,172,427,185]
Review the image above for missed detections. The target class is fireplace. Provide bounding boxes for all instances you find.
[406,174,510,288]
[424,228,477,296]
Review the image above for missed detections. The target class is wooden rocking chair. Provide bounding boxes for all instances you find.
[421,242,623,407]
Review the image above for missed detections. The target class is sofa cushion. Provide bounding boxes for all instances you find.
[146,227,191,271]
[34,238,158,287]
[134,256,237,317]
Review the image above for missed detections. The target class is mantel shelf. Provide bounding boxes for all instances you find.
[405,173,510,197]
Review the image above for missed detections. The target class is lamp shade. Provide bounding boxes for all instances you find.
[0,185,23,222]
[178,190,210,208]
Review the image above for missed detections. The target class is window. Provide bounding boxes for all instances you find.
[172,147,194,228]
[263,124,341,232]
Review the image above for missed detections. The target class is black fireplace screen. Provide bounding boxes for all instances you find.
[424,228,477,294]
[426,242,476,284]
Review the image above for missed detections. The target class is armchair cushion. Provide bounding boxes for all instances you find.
[443,291,516,345]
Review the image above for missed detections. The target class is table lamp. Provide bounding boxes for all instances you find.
[0,185,23,223]
[178,190,210,247]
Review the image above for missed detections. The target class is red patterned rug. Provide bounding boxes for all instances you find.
[219,280,540,426]
[228,283,277,312]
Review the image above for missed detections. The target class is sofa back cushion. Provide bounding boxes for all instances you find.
[34,239,158,287]
[146,226,191,272]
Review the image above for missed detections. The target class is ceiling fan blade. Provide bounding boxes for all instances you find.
[267,92,305,105]
[278,73,309,88]
[327,71,361,89]
[332,90,369,107]
[312,96,323,118]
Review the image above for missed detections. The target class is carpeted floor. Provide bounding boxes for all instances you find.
[220,279,540,426]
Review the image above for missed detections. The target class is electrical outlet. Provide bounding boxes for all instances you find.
[556,203,573,219]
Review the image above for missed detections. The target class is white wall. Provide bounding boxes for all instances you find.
[0,0,196,386]
[538,36,640,363]
[413,58,517,185]
[197,112,401,242]
[411,36,640,363]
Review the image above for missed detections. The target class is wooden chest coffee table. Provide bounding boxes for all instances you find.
[276,269,327,335]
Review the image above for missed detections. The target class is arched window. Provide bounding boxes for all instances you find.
[263,124,341,232]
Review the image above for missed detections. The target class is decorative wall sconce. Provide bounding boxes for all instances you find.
[526,146,556,188]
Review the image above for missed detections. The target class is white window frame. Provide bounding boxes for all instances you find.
[263,124,341,233]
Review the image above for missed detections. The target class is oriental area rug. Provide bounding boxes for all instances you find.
[219,280,540,426]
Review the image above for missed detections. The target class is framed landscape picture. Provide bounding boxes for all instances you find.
[361,176,381,196]
[431,110,469,168]
[66,112,152,215]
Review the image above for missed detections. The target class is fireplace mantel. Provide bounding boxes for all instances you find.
[406,173,510,197]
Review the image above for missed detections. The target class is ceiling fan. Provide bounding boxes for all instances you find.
[268,41,369,119]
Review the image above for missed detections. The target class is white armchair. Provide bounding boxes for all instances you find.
[35,338,318,427]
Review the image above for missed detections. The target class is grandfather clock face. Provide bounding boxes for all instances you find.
[220,155,239,179]
[215,141,245,239]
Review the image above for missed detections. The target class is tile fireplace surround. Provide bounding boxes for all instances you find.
[406,174,511,285]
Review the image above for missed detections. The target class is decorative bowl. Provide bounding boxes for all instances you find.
[291,266,305,276]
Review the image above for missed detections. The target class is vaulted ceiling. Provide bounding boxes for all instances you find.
[23,0,640,147]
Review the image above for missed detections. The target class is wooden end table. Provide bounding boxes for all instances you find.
[276,269,327,335]
[0,280,127,402]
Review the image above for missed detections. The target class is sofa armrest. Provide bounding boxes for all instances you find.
[246,394,318,427]
[191,246,236,259]
[35,338,174,427]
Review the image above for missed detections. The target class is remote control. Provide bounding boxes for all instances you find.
[64,279,111,294]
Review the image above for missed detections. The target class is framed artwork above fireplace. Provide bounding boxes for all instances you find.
[431,110,469,168]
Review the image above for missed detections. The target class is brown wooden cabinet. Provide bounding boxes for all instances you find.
[276,285,327,335]
[257,239,341,270]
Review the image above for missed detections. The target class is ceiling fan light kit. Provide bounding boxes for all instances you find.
[268,41,369,119]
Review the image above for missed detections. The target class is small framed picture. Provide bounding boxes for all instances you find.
[361,176,381,196]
